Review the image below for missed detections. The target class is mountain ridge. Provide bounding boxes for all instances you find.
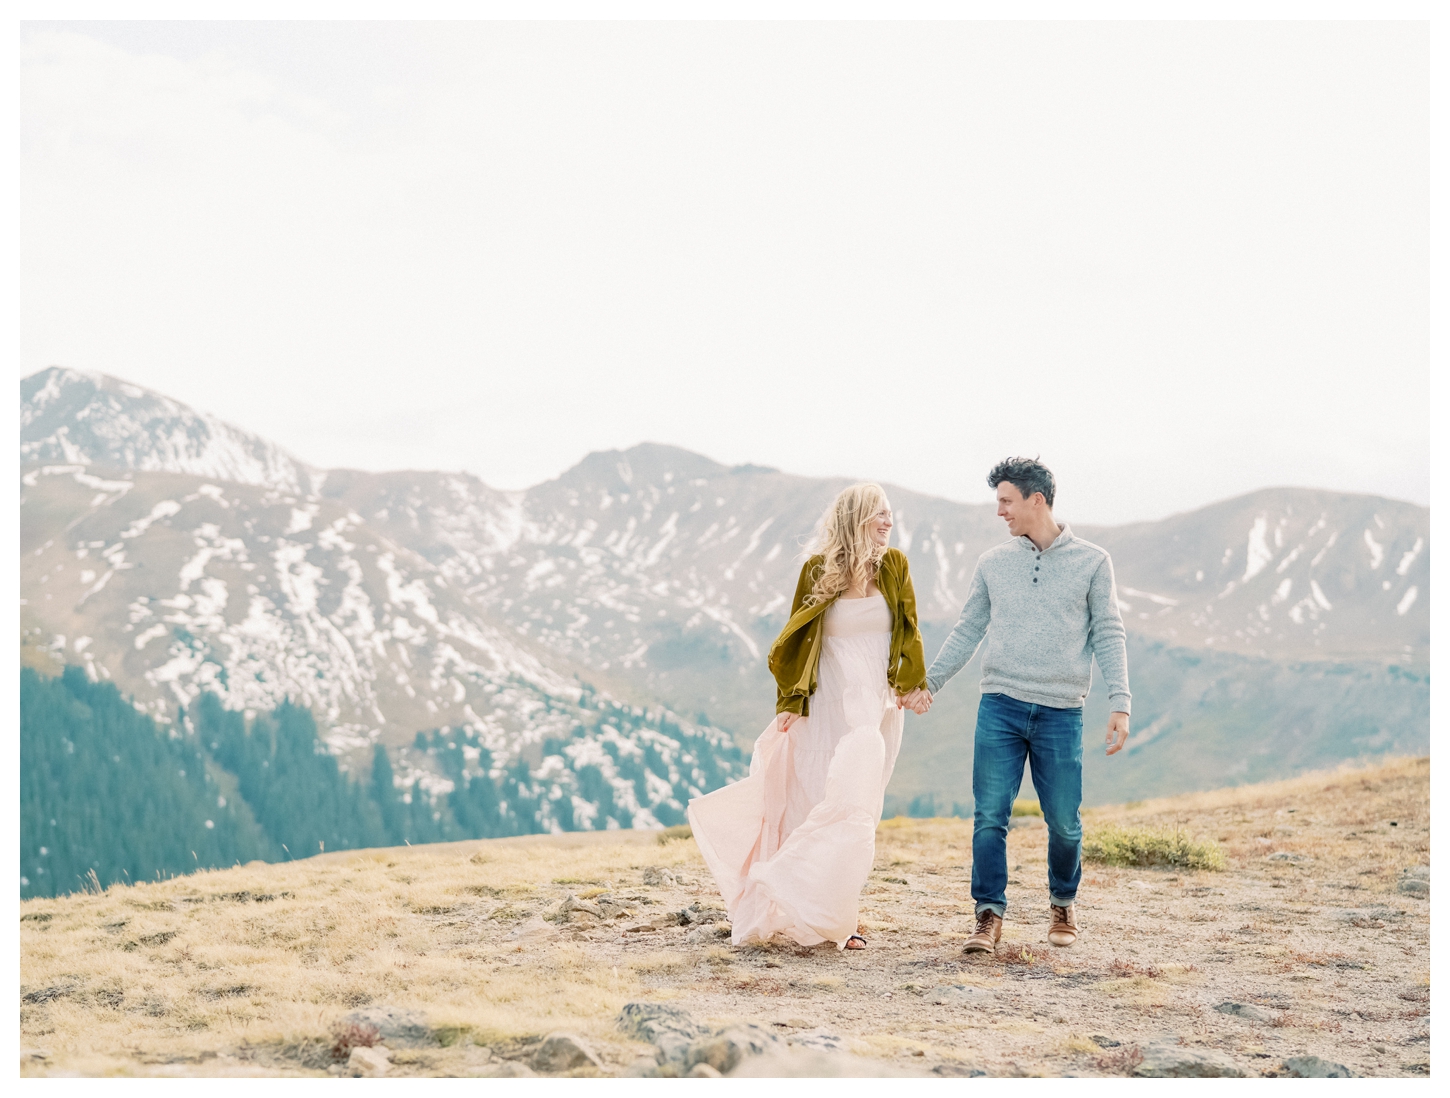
[19,367,1430,817]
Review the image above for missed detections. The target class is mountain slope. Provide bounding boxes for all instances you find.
[1080,487,1429,663]
[19,368,1430,814]
[21,463,743,834]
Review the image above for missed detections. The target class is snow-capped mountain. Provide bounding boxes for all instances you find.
[21,367,316,495]
[20,463,741,832]
[1080,489,1429,663]
[19,367,1429,810]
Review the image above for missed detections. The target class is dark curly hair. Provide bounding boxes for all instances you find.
[987,457,1055,508]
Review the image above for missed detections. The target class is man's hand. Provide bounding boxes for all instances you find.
[1105,712,1130,755]
[898,687,932,715]
[779,712,801,733]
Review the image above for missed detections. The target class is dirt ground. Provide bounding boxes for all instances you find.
[19,756,1429,1077]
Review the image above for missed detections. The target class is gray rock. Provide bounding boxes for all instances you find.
[926,984,998,1007]
[1265,851,1312,863]
[1402,865,1429,880]
[678,901,727,925]
[531,1032,603,1073]
[1282,1056,1359,1078]
[347,1045,392,1077]
[617,1001,707,1064]
[1397,878,1429,897]
[550,895,603,922]
[337,1006,431,1047]
[684,1024,780,1074]
[687,1063,723,1077]
[1215,1002,1272,1023]
[1134,1043,1245,1078]
[641,866,677,887]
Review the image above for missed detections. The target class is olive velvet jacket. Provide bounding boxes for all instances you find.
[768,547,928,716]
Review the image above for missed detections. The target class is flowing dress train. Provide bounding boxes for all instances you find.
[688,594,904,949]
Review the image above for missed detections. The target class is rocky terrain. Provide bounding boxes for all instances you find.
[19,757,1429,1078]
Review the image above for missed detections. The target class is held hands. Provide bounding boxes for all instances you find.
[1105,712,1130,755]
[897,687,933,715]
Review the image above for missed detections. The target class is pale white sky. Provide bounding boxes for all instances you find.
[19,20,1430,524]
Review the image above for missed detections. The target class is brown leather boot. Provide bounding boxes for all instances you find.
[1048,903,1078,947]
[963,910,1003,954]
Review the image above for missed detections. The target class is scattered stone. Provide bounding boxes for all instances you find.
[677,901,727,926]
[531,1032,603,1073]
[549,895,603,922]
[1215,1002,1272,1023]
[642,866,677,887]
[684,1024,780,1074]
[926,984,997,1007]
[1090,1036,1120,1048]
[1266,852,1312,864]
[347,1045,392,1077]
[617,1001,707,1064]
[687,1063,723,1077]
[1281,1056,1358,1078]
[788,1030,847,1053]
[1402,865,1429,880]
[1397,870,1429,898]
[684,924,729,945]
[1134,1043,1245,1078]
[596,896,635,920]
[773,1017,811,1030]
[337,1006,431,1047]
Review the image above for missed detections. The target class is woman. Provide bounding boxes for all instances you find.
[688,483,929,951]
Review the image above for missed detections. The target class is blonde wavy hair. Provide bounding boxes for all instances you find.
[802,483,891,607]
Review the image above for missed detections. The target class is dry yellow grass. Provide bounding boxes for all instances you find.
[20,756,1430,1077]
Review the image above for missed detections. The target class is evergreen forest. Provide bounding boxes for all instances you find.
[21,666,741,899]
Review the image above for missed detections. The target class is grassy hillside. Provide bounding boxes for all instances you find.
[20,757,1429,1078]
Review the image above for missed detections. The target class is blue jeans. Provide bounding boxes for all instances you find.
[971,692,1083,917]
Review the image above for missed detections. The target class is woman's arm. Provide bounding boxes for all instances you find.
[892,554,928,695]
[772,558,822,722]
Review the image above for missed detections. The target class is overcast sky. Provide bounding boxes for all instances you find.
[19,20,1429,524]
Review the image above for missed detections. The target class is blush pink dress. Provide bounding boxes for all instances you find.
[687,593,905,949]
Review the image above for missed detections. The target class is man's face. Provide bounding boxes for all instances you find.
[996,481,1040,537]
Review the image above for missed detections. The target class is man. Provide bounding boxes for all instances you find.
[902,457,1130,953]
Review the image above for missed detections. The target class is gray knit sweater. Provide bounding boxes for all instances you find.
[924,524,1131,714]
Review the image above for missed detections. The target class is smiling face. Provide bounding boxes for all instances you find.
[866,501,893,547]
[996,481,1042,537]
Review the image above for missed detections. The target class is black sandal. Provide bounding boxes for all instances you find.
[845,934,867,950]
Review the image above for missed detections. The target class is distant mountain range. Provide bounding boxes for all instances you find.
[20,366,1430,821]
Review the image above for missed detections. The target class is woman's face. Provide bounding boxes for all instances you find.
[867,502,893,547]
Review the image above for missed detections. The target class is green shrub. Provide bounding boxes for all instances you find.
[1011,799,1042,817]
[1082,825,1225,871]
